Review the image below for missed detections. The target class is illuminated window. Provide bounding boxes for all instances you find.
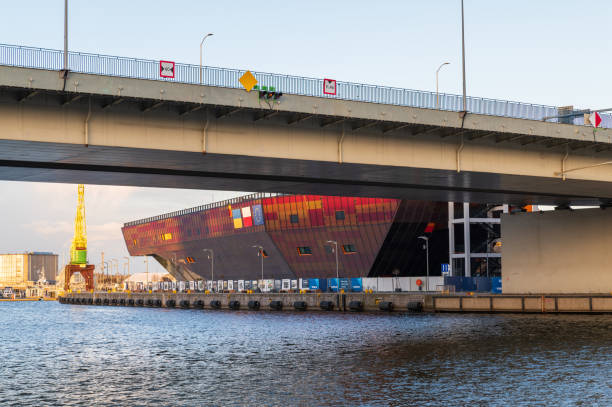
[297,246,312,256]
[342,244,356,254]
[132,239,138,246]
[160,233,173,241]
[186,256,196,264]
[335,210,345,220]
[290,214,299,224]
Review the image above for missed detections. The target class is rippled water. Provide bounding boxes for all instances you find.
[1,302,612,406]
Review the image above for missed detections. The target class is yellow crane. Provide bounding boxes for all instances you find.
[70,184,88,265]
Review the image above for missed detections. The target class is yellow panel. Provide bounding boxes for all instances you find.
[239,71,258,92]
[233,218,243,229]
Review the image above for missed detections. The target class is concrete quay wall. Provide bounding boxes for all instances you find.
[433,295,612,313]
[60,292,428,312]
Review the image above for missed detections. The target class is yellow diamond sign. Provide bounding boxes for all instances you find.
[239,71,258,92]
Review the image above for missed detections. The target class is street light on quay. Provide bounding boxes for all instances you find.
[202,249,214,291]
[436,62,450,109]
[326,240,339,289]
[252,245,264,289]
[123,256,130,275]
[418,236,430,292]
[199,33,214,85]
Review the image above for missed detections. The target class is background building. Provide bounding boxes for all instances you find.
[122,194,448,281]
[0,252,58,287]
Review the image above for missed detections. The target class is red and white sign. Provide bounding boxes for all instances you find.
[589,112,602,128]
[323,78,337,95]
[159,60,175,78]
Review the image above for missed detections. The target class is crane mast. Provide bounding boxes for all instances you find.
[70,184,88,264]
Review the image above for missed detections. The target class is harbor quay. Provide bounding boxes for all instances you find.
[60,292,612,314]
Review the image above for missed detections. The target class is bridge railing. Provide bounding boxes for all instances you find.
[1,43,610,129]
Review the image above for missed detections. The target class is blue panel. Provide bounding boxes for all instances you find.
[232,208,242,219]
[491,277,502,294]
[309,278,321,290]
[328,278,339,292]
[350,278,363,292]
[252,204,264,226]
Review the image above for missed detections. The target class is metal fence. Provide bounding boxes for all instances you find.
[1,43,610,128]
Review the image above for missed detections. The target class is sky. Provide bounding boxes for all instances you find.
[0,1,611,274]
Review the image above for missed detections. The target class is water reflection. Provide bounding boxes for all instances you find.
[0,302,611,406]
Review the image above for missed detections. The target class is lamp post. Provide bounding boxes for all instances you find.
[461,0,467,112]
[252,245,264,290]
[436,62,450,109]
[123,256,130,275]
[418,236,430,292]
[326,240,339,289]
[144,256,149,291]
[202,249,214,291]
[63,0,68,72]
[199,33,214,85]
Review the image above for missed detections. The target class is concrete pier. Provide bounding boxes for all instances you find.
[61,292,612,313]
[60,292,428,312]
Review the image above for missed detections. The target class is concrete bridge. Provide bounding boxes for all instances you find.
[1,44,612,205]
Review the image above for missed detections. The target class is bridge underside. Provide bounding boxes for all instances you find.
[1,139,611,206]
[2,67,612,205]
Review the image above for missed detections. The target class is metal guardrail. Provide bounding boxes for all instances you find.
[1,43,610,128]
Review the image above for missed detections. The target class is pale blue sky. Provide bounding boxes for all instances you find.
[0,1,610,274]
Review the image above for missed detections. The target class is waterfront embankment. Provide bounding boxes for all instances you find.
[61,292,612,313]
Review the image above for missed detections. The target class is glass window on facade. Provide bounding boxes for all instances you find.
[297,246,312,256]
[342,244,356,254]
[325,245,334,254]
[335,210,345,220]
[290,214,299,224]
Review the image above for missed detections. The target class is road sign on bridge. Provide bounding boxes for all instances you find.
[159,60,175,78]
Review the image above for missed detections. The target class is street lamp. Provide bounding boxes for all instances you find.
[436,62,450,109]
[199,33,214,85]
[123,256,130,275]
[326,240,339,289]
[461,0,467,112]
[418,236,430,292]
[202,249,214,291]
[144,256,149,291]
[252,245,264,289]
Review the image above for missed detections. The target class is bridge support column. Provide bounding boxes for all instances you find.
[502,208,612,294]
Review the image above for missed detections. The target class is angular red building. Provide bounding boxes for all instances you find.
[121,194,448,281]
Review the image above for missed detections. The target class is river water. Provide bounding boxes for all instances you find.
[1,301,611,406]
